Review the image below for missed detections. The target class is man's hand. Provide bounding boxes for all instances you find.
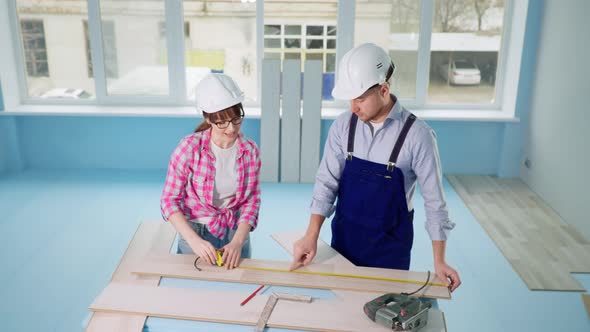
[289,235,318,271]
[434,261,461,292]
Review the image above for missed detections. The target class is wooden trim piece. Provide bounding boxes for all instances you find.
[85,221,176,332]
[132,254,450,299]
[90,283,446,332]
[583,294,590,319]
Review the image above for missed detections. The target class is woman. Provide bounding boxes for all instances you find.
[161,73,261,269]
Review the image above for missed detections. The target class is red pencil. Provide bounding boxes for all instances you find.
[240,285,265,306]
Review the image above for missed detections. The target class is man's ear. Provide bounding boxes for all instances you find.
[380,83,390,97]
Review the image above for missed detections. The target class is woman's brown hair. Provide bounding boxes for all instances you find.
[194,103,244,133]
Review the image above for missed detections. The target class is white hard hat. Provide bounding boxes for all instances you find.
[332,43,395,100]
[194,73,245,113]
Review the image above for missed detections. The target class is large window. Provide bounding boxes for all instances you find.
[5,0,523,115]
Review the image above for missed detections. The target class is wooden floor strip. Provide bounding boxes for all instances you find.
[90,282,446,332]
[85,221,176,332]
[132,254,451,299]
[448,175,589,291]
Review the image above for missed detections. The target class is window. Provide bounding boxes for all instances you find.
[98,1,167,96]
[20,19,48,77]
[428,0,505,104]
[264,24,336,71]
[84,20,118,79]
[16,0,95,99]
[264,23,337,100]
[356,0,422,99]
[183,0,257,101]
[4,0,525,117]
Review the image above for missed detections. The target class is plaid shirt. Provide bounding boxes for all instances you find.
[161,130,261,239]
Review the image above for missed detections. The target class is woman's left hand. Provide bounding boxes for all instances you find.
[221,239,243,269]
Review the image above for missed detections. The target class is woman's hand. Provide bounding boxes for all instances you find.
[221,239,244,269]
[189,237,218,265]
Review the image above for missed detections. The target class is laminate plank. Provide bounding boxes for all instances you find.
[85,221,176,332]
[448,175,589,291]
[90,282,446,332]
[132,254,451,299]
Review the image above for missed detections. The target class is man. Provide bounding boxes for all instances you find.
[290,43,461,292]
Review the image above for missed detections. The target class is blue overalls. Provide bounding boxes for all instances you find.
[331,113,417,270]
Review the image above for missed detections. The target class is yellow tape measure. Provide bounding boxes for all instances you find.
[238,265,446,287]
[215,250,223,267]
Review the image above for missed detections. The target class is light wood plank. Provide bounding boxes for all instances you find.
[271,230,448,332]
[448,175,589,291]
[260,59,281,182]
[270,229,353,266]
[90,283,445,332]
[583,294,590,318]
[132,254,451,299]
[280,59,302,182]
[300,60,322,183]
[85,221,176,332]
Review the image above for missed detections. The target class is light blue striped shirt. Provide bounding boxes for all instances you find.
[311,100,455,241]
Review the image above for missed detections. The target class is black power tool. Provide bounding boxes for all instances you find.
[364,293,432,331]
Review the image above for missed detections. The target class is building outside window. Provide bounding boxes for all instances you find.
[20,19,48,78]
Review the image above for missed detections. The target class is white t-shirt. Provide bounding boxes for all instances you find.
[211,140,238,208]
[195,140,238,224]
[370,121,384,135]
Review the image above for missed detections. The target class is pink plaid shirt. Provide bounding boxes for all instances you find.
[160,129,261,239]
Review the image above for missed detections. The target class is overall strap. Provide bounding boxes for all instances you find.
[387,113,416,171]
[347,114,359,160]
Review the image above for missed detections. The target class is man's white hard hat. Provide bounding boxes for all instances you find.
[194,73,244,114]
[332,43,395,100]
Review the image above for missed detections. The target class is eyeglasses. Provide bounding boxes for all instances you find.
[214,117,244,129]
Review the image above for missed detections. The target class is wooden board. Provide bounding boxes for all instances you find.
[85,221,176,332]
[260,59,281,182]
[271,229,448,332]
[583,294,590,319]
[280,59,302,182]
[132,254,450,299]
[300,60,323,183]
[90,282,446,332]
[270,229,353,266]
[448,175,589,291]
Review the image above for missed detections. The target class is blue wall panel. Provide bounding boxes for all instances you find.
[16,116,260,170]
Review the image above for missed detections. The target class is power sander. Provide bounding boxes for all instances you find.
[364,293,432,331]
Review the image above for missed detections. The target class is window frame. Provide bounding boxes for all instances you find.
[0,0,530,122]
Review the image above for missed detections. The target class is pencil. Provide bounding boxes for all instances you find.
[240,285,265,306]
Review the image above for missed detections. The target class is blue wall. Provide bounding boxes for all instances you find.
[15,116,259,170]
[497,0,544,177]
[0,83,23,173]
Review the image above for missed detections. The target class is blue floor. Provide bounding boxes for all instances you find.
[0,169,588,332]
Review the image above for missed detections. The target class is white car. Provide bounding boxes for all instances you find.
[40,88,92,99]
[438,60,481,85]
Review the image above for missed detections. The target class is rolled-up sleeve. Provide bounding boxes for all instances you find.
[412,127,455,241]
[160,137,192,220]
[237,145,261,230]
[310,115,347,218]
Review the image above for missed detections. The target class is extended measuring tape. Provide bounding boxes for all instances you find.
[238,265,446,288]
